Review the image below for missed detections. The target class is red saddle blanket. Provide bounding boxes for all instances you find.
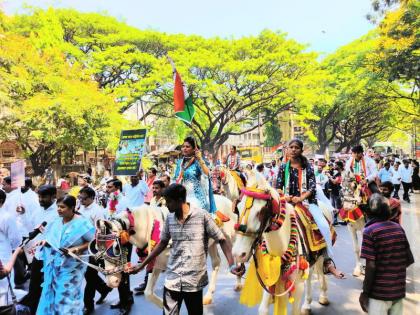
[294,204,336,253]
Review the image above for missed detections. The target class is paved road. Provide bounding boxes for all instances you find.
[91,192,419,315]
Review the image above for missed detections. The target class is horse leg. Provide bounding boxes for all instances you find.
[203,244,221,305]
[144,268,163,308]
[315,257,329,306]
[258,291,271,315]
[348,223,362,277]
[291,279,304,315]
[301,265,314,315]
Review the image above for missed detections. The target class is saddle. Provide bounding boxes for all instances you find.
[230,170,247,188]
[294,203,336,256]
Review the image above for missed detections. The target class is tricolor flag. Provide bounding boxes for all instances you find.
[167,56,195,124]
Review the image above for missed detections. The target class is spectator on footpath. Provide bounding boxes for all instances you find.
[378,162,393,184]
[399,160,413,203]
[359,194,414,315]
[378,181,402,224]
[126,184,244,315]
[391,162,402,199]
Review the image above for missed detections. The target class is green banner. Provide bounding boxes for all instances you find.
[114,129,147,175]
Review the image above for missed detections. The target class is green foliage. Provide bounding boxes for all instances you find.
[0,30,125,174]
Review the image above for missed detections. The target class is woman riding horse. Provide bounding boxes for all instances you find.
[276,139,344,279]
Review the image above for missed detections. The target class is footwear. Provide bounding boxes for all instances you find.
[83,307,93,315]
[110,302,122,309]
[96,287,112,305]
[118,305,132,315]
[339,221,347,226]
[134,273,149,295]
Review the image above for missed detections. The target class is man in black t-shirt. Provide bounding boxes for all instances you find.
[328,161,344,225]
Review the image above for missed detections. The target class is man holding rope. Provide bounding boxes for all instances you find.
[126,183,244,315]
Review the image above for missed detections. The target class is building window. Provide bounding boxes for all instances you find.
[1,150,15,158]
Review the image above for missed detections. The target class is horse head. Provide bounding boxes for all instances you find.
[91,205,167,288]
[341,169,362,210]
[232,168,281,263]
[91,218,127,288]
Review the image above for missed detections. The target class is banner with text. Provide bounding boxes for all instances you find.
[11,160,25,188]
[114,129,147,175]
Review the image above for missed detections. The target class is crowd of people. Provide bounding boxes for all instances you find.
[0,137,417,315]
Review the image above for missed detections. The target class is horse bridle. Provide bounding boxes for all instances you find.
[236,188,301,297]
[89,219,130,268]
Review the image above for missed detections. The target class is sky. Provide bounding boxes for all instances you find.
[3,0,375,53]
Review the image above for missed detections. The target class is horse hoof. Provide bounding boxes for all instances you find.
[353,269,362,277]
[203,296,213,305]
[301,308,311,315]
[318,297,329,306]
[234,284,243,292]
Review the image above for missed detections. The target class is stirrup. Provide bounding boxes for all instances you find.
[216,210,230,222]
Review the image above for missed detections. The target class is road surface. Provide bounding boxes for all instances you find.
[88,192,420,314]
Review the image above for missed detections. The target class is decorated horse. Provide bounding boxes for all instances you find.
[91,194,241,310]
[232,169,336,315]
[339,169,368,277]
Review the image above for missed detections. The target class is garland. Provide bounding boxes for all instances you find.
[175,157,196,184]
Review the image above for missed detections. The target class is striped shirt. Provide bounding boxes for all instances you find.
[160,206,224,292]
[361,219,414,300]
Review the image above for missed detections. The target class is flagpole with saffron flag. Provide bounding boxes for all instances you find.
[166,56,195,124]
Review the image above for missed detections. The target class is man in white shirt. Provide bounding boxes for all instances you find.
[123,172,148,208]
[345,145,379,193]
[105,179,134,312]
[106,179,130,218]
[391,162,402,199]
[399,160,413,203]
[20,185,58,314]
[1,176,21,218]
[0,190,22,309]
[19,178,41,236]
[78,187,110,314]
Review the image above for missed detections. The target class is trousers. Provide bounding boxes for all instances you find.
[19,258,43,315]
[118,243,133,307]
[368,298,403,315]
[163,287,203,315]
[84,257,110,309]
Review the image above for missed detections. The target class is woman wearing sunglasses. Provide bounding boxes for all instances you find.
[37,195,95,314]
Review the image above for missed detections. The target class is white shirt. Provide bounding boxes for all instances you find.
[33,202,59,260]
[399,165,413,183]
[345,157,378,182]
[79,202,105,226]
[3,189,20,216]
[106,193,130,219]
[0,206,22,306]
[315,171,329,189]
[18,189,41,236]
[391,168,402,185]
[123,181,149,208]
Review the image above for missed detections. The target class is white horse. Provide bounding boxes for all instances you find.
[219,165,242,202]
[340,170,366,277]
[232,169,331,315]
[95,194,241,310]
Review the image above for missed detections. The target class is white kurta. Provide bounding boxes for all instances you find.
[345,157,378,182]
[0,206,22,306]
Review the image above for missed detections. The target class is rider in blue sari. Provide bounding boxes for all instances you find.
[174,137,216,214]
[37,196,95,315]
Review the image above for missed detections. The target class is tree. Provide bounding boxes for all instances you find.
[300,33,402,154]
[10,10,316,154]
[0,31,124,175]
